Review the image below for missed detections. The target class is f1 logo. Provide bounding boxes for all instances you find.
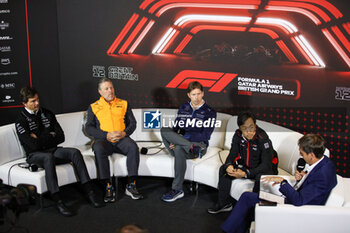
[166,70,237,92]
[143,110,161,129]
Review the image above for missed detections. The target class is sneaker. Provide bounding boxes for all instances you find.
[161,189,184,202]
[125,183,143,200]
[207,203,233,214]
[104,183,116,203]
[190,144,205,158]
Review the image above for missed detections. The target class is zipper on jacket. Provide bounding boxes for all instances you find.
[246,141,250,167]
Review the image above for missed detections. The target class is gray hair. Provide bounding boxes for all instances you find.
[98,78,113,90]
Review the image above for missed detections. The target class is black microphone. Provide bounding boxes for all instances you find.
[28,164,38,172]
[296,158,306,173]
[137,141,162,155]
[140,147,148,155]
[140,144,163,155]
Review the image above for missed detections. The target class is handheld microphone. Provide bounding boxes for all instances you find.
[141,147,165,155]
[140,147,148,155]
[18,163,38,172]
[139,141,163,155]
[136,141,163,155]
[141,145,162,155]
[296,158,306,173]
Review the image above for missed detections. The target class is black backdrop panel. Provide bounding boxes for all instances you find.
[55,0,350,176]
[0,0,347,176]
[0,0,31,108]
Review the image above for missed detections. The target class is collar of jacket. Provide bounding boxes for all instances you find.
[98,96,119,107]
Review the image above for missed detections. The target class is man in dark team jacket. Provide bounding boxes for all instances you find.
[160,81,217,202]
[15,87,103,217]
[208,111,278,214]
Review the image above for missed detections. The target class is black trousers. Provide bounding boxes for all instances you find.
[92,137,139,180]
[217,164,265,206]
[27,147,91,194]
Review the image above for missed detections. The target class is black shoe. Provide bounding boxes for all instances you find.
[56,200,74,217]
[87,190,104,208]
[207,203,233,214]
[104,183,116,203]
[190,144,205,158]
[125,183,143,200]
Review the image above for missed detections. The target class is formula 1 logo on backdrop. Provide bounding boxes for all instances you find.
[143,110,161,129]
[166,70,237,92]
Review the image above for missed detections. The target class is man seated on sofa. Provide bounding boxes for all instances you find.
[208,111,278,214]
[160,81,217,202]
[85,78,143,203]
[15,87,103,217]
[221,133,337,233]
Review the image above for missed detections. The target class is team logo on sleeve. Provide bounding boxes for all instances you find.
[143,110,161,129]
[264,142,270,149]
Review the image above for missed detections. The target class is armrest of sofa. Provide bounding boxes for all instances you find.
[255,204,350,233]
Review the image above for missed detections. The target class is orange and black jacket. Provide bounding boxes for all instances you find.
[85,97,136,141]
[224,126,278,178]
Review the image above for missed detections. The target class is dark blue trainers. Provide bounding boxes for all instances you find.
[190,144,205,158]
[161,189,184,202]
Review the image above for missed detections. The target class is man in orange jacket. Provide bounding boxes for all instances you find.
[85,78,143,203]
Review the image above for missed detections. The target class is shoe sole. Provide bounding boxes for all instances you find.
[125,189,143,200]
[161,192,184,202]
[104,197,116,203]
[207,206,233,214]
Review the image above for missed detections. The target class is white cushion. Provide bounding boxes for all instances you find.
[112,146,221,179]
[223,116,237,150]
[0,155,97,194]
[255,204,350,233]
[193,149,228,188]
[0,124,25,165]
[325,174,344,207]
[56,112,92,147]
[343,178,350,207]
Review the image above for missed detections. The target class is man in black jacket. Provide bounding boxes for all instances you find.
[15,87,103,217]
[208,111,278,214]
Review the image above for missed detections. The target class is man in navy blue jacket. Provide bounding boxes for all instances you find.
[160,81,217,202]
[221,134,337,233]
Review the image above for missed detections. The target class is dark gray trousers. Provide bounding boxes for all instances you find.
[27,147,90,194]
[92,137,139,180]
[161,127,206,190]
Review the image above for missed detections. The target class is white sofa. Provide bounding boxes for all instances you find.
[0,108,349,232]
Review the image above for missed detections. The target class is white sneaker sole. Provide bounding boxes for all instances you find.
[104,196,116,203]
[207,205,233,214]
[161,192,184,202]
[125,189,142,200]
